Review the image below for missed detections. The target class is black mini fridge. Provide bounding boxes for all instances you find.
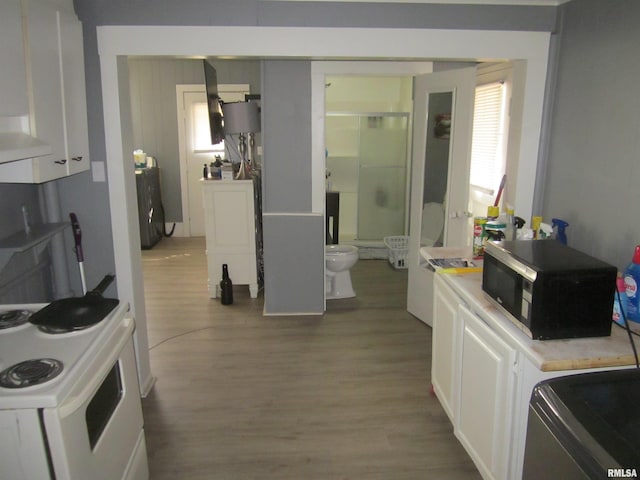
[523,369,640,479]
[135,166,163,249]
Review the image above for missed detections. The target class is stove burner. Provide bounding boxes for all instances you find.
[0,310,32,330]
[0,359,63,389]
[37,323,93,335]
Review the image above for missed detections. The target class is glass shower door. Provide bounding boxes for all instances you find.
[356,114,409,240]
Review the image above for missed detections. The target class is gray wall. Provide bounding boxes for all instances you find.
[261,60,324,313]
[127,58,261,222]
[0,184,53,302]
[57,0,557,313]
[542,0,640,270]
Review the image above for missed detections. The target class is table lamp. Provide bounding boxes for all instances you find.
[221,101,260,180]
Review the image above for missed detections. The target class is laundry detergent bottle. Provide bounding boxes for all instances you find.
[623,245,640,323]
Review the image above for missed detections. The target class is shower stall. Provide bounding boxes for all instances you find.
[325,112,411,245]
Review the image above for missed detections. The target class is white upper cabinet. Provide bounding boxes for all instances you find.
[0,0,89,183]
[0,0,29,118]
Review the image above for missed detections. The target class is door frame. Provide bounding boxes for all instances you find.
[97,26,551,394]
[176,83,250,237]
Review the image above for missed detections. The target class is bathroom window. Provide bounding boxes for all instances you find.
[469,80,508,195]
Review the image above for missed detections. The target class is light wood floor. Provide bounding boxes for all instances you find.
[141,237,481,480]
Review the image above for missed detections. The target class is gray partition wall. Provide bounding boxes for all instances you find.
[261,60,324,314]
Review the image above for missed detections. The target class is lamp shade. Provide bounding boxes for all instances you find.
[222,101,260,134]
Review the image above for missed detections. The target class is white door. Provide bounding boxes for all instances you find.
[179,86,248,236]
[407,67,476,325]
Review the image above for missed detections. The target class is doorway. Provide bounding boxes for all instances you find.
[98,26,551,393]
[324,74,413,248]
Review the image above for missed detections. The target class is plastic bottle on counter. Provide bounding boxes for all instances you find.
[613,275,628,326]
[623,245,640,323]
[552,218,569,245]
[220,264,234,305]
[473,217,488,257]
[203,163,209,180]
[505,207,516,242]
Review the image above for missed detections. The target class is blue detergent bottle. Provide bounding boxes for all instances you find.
[551,218,569,245]
[623,245,640,323]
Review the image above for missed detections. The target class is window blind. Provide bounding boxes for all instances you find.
[469,82,505,193]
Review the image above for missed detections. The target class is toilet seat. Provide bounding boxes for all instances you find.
[325,245,358,256]
[421,202,445,246]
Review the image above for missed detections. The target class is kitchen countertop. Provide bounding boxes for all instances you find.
[422,246,639,372]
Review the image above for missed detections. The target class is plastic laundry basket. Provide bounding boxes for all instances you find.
[384,236,409,269]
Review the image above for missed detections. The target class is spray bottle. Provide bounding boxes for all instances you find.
[552,218,569,245]
[623,245,640,323]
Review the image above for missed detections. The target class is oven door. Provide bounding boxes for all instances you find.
[42,324,148,480]
[482,253,528,328]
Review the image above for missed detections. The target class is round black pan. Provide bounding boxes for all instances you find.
[29,275,119,330]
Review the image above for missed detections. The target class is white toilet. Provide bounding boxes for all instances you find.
[325,244,359,299]
[421,202,445,247]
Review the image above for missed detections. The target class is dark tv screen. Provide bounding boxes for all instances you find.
[203,60,224,145]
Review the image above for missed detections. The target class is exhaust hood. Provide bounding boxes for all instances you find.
[0,116,51,164]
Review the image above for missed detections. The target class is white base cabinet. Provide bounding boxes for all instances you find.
[456,304,516,480]
[431,274,631,480]
[431,276,461,422]
[202,180,260,299]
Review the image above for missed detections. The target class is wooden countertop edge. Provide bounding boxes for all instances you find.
[540,355,639,372]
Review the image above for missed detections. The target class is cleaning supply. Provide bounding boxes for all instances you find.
[552,218,569,245]
[473,217,488,257]
[623,245,640,323]
[613,275,628,326]
[538,222,553,239]
[485,219,507,241]
[505,207,516,241]
[531,216,542,238]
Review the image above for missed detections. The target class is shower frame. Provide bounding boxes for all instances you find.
[325,111,412,244]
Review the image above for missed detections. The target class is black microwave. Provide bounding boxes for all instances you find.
[482,240,617,340]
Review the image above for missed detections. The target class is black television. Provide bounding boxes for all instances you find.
[203,59,225,145]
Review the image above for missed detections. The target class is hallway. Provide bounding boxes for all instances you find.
[141,237,481,479]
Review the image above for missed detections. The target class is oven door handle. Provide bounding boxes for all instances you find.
[58,318,134,419]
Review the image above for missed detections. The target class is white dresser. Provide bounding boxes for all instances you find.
[201,179,262,299]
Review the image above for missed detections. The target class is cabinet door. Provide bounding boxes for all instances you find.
[0,0,29,117]
[25,0,68,182]
[202,180,257,295]
[432,275,462,422]
[58,9,89,175]
[456,304,517,480]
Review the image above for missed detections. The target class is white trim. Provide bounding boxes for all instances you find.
[97,25,550,369]
[175,84,200,237]
[263,0,567,4]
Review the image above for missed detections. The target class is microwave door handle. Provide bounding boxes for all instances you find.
[58,318,133,419]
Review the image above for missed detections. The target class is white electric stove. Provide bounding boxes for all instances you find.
[0,302,149,480]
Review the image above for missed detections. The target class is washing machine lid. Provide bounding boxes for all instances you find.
[531,369,640,473]
[421,203,444,245]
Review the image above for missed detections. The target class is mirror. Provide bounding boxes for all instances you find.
[420,91,453,248]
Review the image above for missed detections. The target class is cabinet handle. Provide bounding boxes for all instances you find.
[54,159,67,165]
[72,156,83,162]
